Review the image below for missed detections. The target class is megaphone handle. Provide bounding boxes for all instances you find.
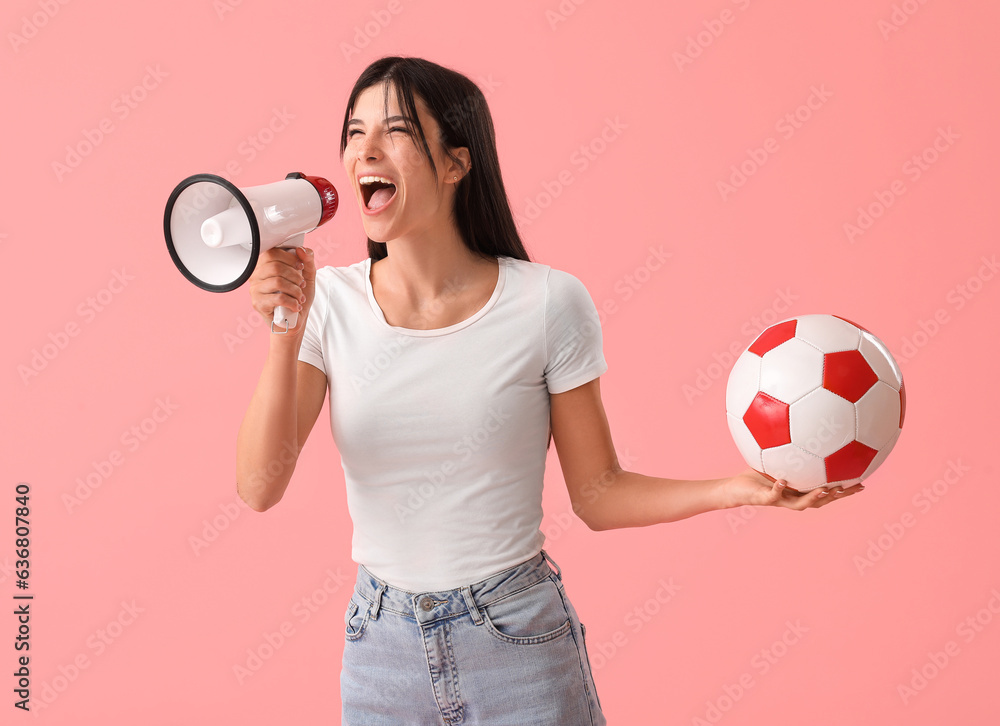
[271,233,307,333]
[272,306,299,334]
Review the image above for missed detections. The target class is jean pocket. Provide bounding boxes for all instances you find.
[344,594,370,642]
[481,577,572,645]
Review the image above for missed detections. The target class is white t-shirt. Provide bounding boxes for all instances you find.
[298,254,608,591]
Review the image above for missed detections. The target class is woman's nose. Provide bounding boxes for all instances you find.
[357,134,380,161]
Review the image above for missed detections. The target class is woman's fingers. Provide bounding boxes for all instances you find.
[776,484,837,510]
[803,483,863,509]
[249,248,309,316]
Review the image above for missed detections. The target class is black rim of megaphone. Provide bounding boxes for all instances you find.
[163,173,260,293]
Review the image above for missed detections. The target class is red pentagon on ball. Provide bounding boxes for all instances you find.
[825,440,878,482]
[743,391,791,449]
[823,350,879,403]
[748,319,797,356]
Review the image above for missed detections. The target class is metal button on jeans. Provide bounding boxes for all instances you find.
[419,597,434,612]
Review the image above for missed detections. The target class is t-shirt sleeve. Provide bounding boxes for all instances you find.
[544,267,608,394]
[297,268,328,376]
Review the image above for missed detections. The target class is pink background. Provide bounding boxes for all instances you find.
[4,0,999,723]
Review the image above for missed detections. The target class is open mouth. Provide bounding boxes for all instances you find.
[360,176,397,212]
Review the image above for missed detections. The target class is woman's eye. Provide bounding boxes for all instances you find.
[348,128,406,138]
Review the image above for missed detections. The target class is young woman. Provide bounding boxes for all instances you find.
[236,56,862,725]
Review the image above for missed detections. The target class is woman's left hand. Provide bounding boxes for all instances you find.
[723,468,865,510]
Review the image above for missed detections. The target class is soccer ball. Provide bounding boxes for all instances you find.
[726,314,905,492]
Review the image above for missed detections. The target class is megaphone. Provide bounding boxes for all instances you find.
[164,172,338,332]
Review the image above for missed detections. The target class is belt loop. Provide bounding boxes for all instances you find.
[370,582,387,620]
[461,585,484,626]
[540,549,562,580]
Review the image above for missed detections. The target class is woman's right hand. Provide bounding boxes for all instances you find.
[248,246,316,335]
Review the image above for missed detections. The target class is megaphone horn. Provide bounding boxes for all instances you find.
[163,172,338,333]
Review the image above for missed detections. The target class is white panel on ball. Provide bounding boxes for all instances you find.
[793,314,861,353]
[855,381,902,449]
[788,388,857,458]
[758,338,824,404]
[761,444,827,491]
[725,352,762,418]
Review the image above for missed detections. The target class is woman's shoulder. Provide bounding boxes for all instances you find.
[314,258,368,284]
[500,256,597,299]
[499,254,551,279]
[309,260,370,310]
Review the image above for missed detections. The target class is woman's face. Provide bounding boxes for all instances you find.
[344,82,457,244]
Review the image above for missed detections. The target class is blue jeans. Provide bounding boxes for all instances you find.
[341,549,607,725]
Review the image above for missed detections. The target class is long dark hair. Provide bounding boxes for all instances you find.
[340,56,532,264]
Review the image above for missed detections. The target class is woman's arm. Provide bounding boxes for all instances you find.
[236,353,327,512]
[236,247,328,512]
[549,378,862,531]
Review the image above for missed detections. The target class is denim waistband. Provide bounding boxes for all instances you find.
[353,549,563,626]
